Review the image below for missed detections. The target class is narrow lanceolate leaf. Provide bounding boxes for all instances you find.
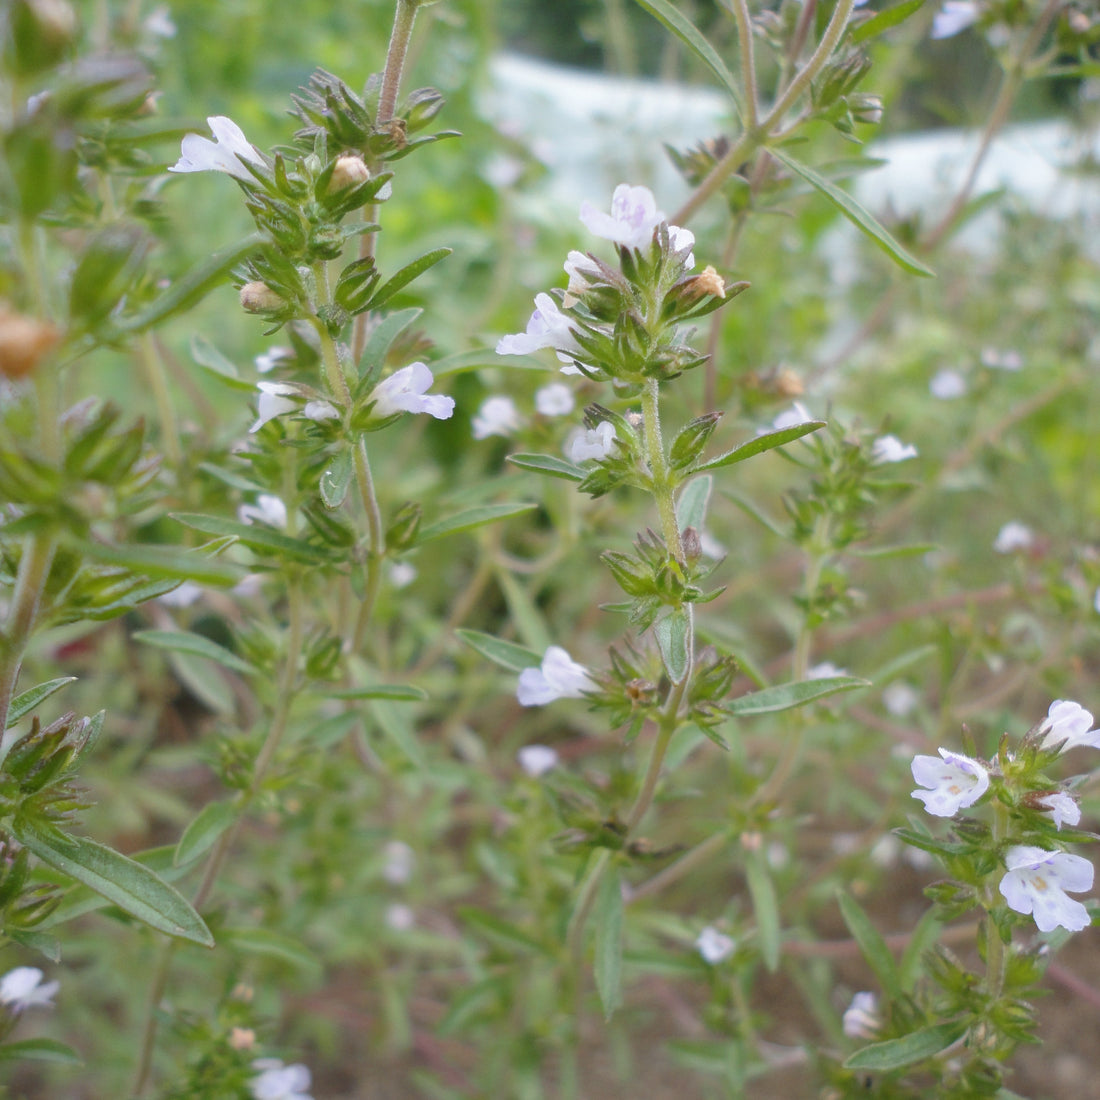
[324,684,428,701]
[838,890,900,999]
[692,422,825,473]
[844,1021,968,1072]
[594,865,624,1020]
[456,629,542,673]
[320,447,353,509]
[507,453,585,482]
[676,475,712,532]
[851,0,927,43]
[187,333,256,393]
[14,824,214,947]
[369,699,423,766]
[219,927,321,973]
[770,148,935,278]
[357,306,422,379]
[417,502,537,544]
[72,539,241,585]
[7,677,77,728]
[723,676,869,716]
[171,513,332,564]
[174,800,238,867]
[0,1038,83,1065]
[654,609,691,684]
[746,850,781,972]
[133,630,255,676]
[367,247,451,311]
[630,0,745,121]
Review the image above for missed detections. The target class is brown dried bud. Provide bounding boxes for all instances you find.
[238,281,285,313]
[682,525,702,564]
[229,1027,255,1051]
[330,154,370,192]
[682,265,726,301]
[0,304,62,379]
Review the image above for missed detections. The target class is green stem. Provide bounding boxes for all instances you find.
[983,800,1011,1000]
[378,0,423,125]
[351,437,385,654]
[641,378,681,558]
[730,0,758,130]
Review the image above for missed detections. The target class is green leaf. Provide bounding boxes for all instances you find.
[320,448,353,509]
[220,926,320,974]
[323,684,428,701]
[630,0,745,121]
[459,906,550,954]
[770,148,934,278]
[692,421,825,473]
[7,677,77,728]
[171,513,333,564]
[845,1021,968,1071]
[507,453,585,482]
[676,475,712,532]
[133,630,254,676]
[838,890,900,999]
[14,824,214,946]
[496,568,552,655]
[7,929,61,962]
[724,676,869,716]
[900,908,943,993]
[174,800,238,867]
[0,1038,82,1065]
[722,488,788,538]
[367,247,451,311]
[369,698,423,766]
[188,333,256,392]
[416,502,537,544]
[166,650,235,715]
[594,865,624,1019]
[851,543,936,559]
[357,306,422,379]
[746,850,780,972]
[118,235,261,333]
[654,609,690,684]
[71,538,241,585]
[852,0,927,43]
[456,629,542,673]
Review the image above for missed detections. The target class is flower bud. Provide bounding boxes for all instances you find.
[0,304,61,379]
[239,281,285,314]
[229,1027,255,1051]
[849,93,884,126]
[330,154,370,192]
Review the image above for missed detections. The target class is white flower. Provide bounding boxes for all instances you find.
[579,183,664,251]
[981,347,1023,371]
[569,421,616,463]
[1038,700,1100,753]
[932,1,979,39]
[496,293,585,374]
[472,395,521,440]
[668,224,696,269]
[807,662,847,680]
[250,381,299,432]
[535,382,574,418]
[0,967,58,1013]
[303,400,338,422]
[842,992,880,1039]
[169,116,263,181]
[238,493,287,528]
[1038,791,1081,831]
[517,743,559,777]
[871,435,918,464]
[695,926,735,964]
[998,846,1094,933]
[930,368,967,399]
[250,1058,313,1100]
[370,362,454,420]
[910,748,990,817]
[385,903,416,931]
[517,646,594,707]
[388,561,417,589]
[763,402,816,434]
[883,682,920,717]
[254,346,292,374]
[382,840,415,885]
[993,521,1033,554]
[563,250,601,308]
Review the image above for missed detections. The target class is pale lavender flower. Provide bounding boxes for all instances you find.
[238,494,287,529]
[883,682,920,717]
[303,400,338,422]
[807,662,847,680]
[569,421,616,463]
[0,967,58,1013]
[842,992,880,1039]
[930,368,967,399]
[144,5,177,39]
[382,840,415,885]
[385,903,416,931]
[695,926,735,964]
[993,521,1033,554]
[535,382,575,417]
[254,346,293,374]
[932,1,980,39]
[999,846,1094,933]
[388,561,417,589]
[169,116,263,181]
[579,183,664,251]
[762,402,816,434]
[668,224,696,268]
[1038,700,1100,753]
[1038,791,1081,831]
[517,743,559,777]
[981,347,1023,371]
[250,1058,313,1100]
[517,646,594,706]
[911,748,990,817]
[371,362,454,420]
[496,293,585,374]
[872,435,918,464]
[472,395,521,439]
[250,381,299,432]
[562,250,601,308]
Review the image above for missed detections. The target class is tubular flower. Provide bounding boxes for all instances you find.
[496,292,586,374]
[1037,791,1081,831]
[998,846,1094,933]
[910,748,989,817]
[517,646,594,707]
[1037,700,1100,754]
[579,183,664,251]
[472,395,521,439]
[0,967,58,1013]
[249,1058,313,1100]
[370,362,454,420]
[169,116,263,181]
[569,421,616,463]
